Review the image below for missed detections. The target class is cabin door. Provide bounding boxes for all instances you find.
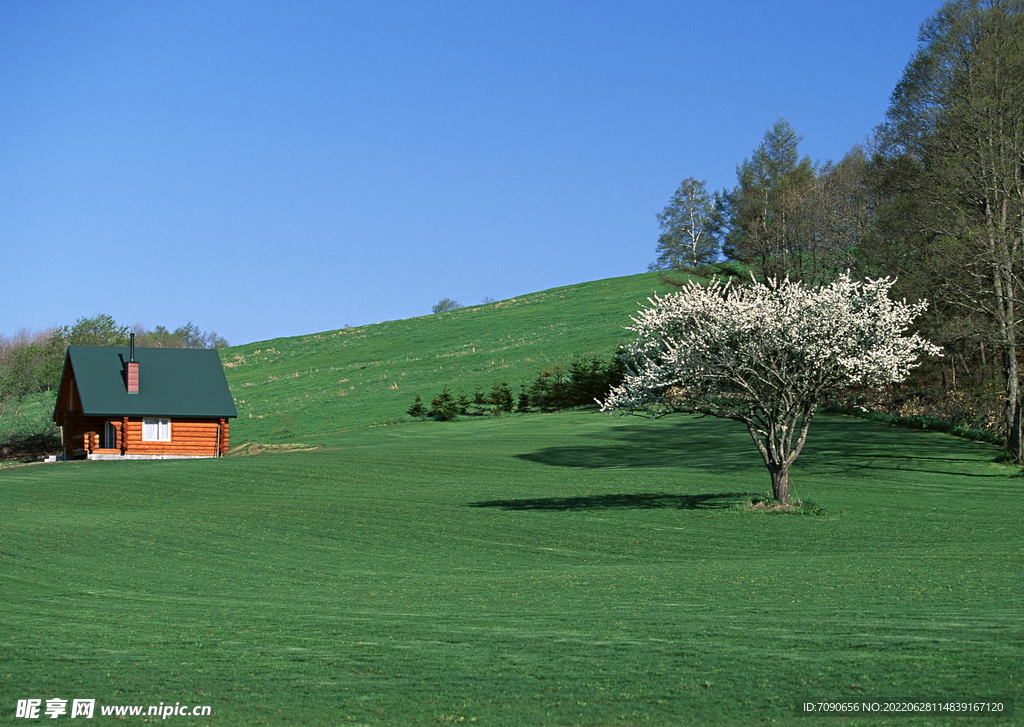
[103,421,117,449]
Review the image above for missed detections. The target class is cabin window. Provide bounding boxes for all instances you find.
[142,418,171,442]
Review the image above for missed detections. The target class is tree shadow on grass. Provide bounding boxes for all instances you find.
[468,491,753,511]
[514,418,761,471]
[513,414,1008,479]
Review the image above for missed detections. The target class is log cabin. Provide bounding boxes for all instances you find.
[52,337,238,459]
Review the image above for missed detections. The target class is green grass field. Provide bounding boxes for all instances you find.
[2,411,1022,725]
[2,271,1022,725]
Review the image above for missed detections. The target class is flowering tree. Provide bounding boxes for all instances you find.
[600,275,941,506]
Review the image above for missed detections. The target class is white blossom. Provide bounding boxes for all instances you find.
[601,274,941,505]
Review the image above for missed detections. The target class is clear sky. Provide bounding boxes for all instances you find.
[1,0,942,346]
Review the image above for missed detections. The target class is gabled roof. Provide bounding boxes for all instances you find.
[56,346,237,419]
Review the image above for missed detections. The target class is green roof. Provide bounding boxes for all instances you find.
[59,346,237,419]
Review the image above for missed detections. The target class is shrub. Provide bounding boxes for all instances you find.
[0,425,61,461]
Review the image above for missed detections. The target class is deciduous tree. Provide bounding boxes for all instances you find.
[432,298,461,314]
[601,275,940,505]
[133,322,229,349]
[872,0,1024,458]
[650,177,721,270]
[59,314,129,347]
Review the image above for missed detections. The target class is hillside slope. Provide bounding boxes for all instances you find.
[222,271,678,443]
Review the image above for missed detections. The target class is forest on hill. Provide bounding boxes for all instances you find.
[649,0,1024,460]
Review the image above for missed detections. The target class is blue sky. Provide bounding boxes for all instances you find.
[1,0,942,346]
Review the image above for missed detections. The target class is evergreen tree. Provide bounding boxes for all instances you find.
[488,381,515,413]
[428,387,459,421]
[720,119,819,280]
[407,395,427,418]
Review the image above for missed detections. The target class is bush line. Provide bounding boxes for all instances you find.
[408,353,625,421]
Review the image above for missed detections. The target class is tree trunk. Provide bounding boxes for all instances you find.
[1005,344,1022,461]
[746,409,813,508]
[768,463,790,507]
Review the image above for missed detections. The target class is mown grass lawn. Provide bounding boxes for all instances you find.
[2,411,1022,725]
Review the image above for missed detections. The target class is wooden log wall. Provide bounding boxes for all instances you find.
[60,417,230,457]
[121,418,224,456]
[60,415,104,456]
[218,418,230,456]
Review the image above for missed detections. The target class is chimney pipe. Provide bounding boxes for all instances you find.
[127,333,139,394]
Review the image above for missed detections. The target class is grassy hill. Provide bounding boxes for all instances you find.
[2,270,1022,725]
[221,271,678,443]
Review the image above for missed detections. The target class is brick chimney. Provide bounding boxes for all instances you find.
[126,333,139,394]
